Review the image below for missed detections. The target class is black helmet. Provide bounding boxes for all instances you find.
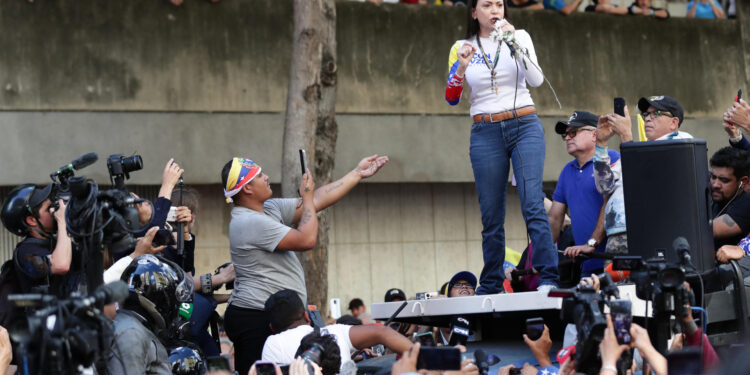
[168,346,207,375]
[1,184,54,236]
[121,255,194,327]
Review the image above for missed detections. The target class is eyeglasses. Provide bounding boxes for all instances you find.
[452,282,474,290]
[561,127,595,140]
[641,110,674,120]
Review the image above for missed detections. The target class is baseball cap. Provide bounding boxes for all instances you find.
[555,111,599,135]
[637,95,684,126]
[384,288,406,302]
[449,271,478,290]
[29,184,54,208]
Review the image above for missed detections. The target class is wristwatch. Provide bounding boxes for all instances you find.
[587,238,598,248]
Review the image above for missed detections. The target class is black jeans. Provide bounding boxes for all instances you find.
[224,304,270,375]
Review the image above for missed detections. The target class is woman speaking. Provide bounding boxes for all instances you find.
[445,0,558,294]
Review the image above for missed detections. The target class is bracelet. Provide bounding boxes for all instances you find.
[600,365,617,374]
[650,9,654,16]
[200,273,213,295]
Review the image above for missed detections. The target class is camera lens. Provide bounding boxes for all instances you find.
[658,268,684,289]
[121,155,143,174]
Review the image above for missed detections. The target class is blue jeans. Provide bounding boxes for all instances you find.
[469,113,559,293]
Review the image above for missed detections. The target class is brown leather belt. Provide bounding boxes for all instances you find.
[472,106,536,123]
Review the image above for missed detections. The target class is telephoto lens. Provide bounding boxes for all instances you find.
[120,155,143,174]
[300,343,324,375]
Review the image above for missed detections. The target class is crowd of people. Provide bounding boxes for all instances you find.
[357,0,737,19]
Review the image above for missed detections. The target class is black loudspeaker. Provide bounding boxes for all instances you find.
[621,139,714,274]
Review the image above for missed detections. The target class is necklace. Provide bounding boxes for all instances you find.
[476,35,501,95]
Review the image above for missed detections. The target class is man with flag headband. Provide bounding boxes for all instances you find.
[220,154,388,375]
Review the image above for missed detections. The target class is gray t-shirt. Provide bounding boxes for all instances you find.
[228,199,307,310]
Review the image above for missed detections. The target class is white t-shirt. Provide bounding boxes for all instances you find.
[448,30,544,116]
[262,324,355,370]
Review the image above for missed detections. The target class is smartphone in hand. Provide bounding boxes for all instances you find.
[299,149,307,175]
[614,97,626,117]
[525,317,544,340]
[609,299,632,345]
[417,347,461,371]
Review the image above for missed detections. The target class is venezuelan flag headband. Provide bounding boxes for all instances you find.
[224,157,262,203]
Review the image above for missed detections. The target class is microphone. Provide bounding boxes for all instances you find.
[81,280,129,308]
[474,349,490,375]
[448,316,470,346]
[605,263,630,283]
[53,152,99,177]
[673,236,692,266]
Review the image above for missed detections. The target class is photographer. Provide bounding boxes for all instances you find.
[125,158,184,255]
[293,331,341,375]
[1,184,72,297]
[166,186,235,357]
[221,154,388,375]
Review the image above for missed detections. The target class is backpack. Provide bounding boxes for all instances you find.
[0,257,21,327]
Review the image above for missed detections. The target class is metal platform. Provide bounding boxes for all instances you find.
[371,284,653,327]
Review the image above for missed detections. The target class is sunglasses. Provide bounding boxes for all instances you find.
[641,110,674,120]
[561,127,595,140]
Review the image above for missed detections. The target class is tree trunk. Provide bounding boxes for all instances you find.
[282,0,337,318]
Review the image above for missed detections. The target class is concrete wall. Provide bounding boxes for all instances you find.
[0,111,733,185]
[0,0,745,117]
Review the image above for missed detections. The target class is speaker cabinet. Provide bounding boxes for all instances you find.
[621,139,714,274]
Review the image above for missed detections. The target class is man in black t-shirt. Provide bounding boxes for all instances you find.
[0,184,72,295]
[711,147,750,249]
[708,147,750,289]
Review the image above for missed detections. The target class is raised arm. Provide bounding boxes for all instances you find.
[514,30,543,88]
[278,171,319,251]
[293,155,389,223]
[49,200,72,274]
[445,41,474,106]
[710,0,726,19]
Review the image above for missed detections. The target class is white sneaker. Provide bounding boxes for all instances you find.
[536,284,556,295]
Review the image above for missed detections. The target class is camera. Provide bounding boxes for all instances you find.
[548,273,620,375]
[8,281,128,375]
[300,342,324,375]
[107,154,143,190]
[65,153,148,290]
[416,291,438,300]
[213,262,235,290]
[612,252,694,319]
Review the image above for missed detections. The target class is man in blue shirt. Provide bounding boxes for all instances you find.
[543,0,583,15]
[548,111,620,276]
[687,0,725,19]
